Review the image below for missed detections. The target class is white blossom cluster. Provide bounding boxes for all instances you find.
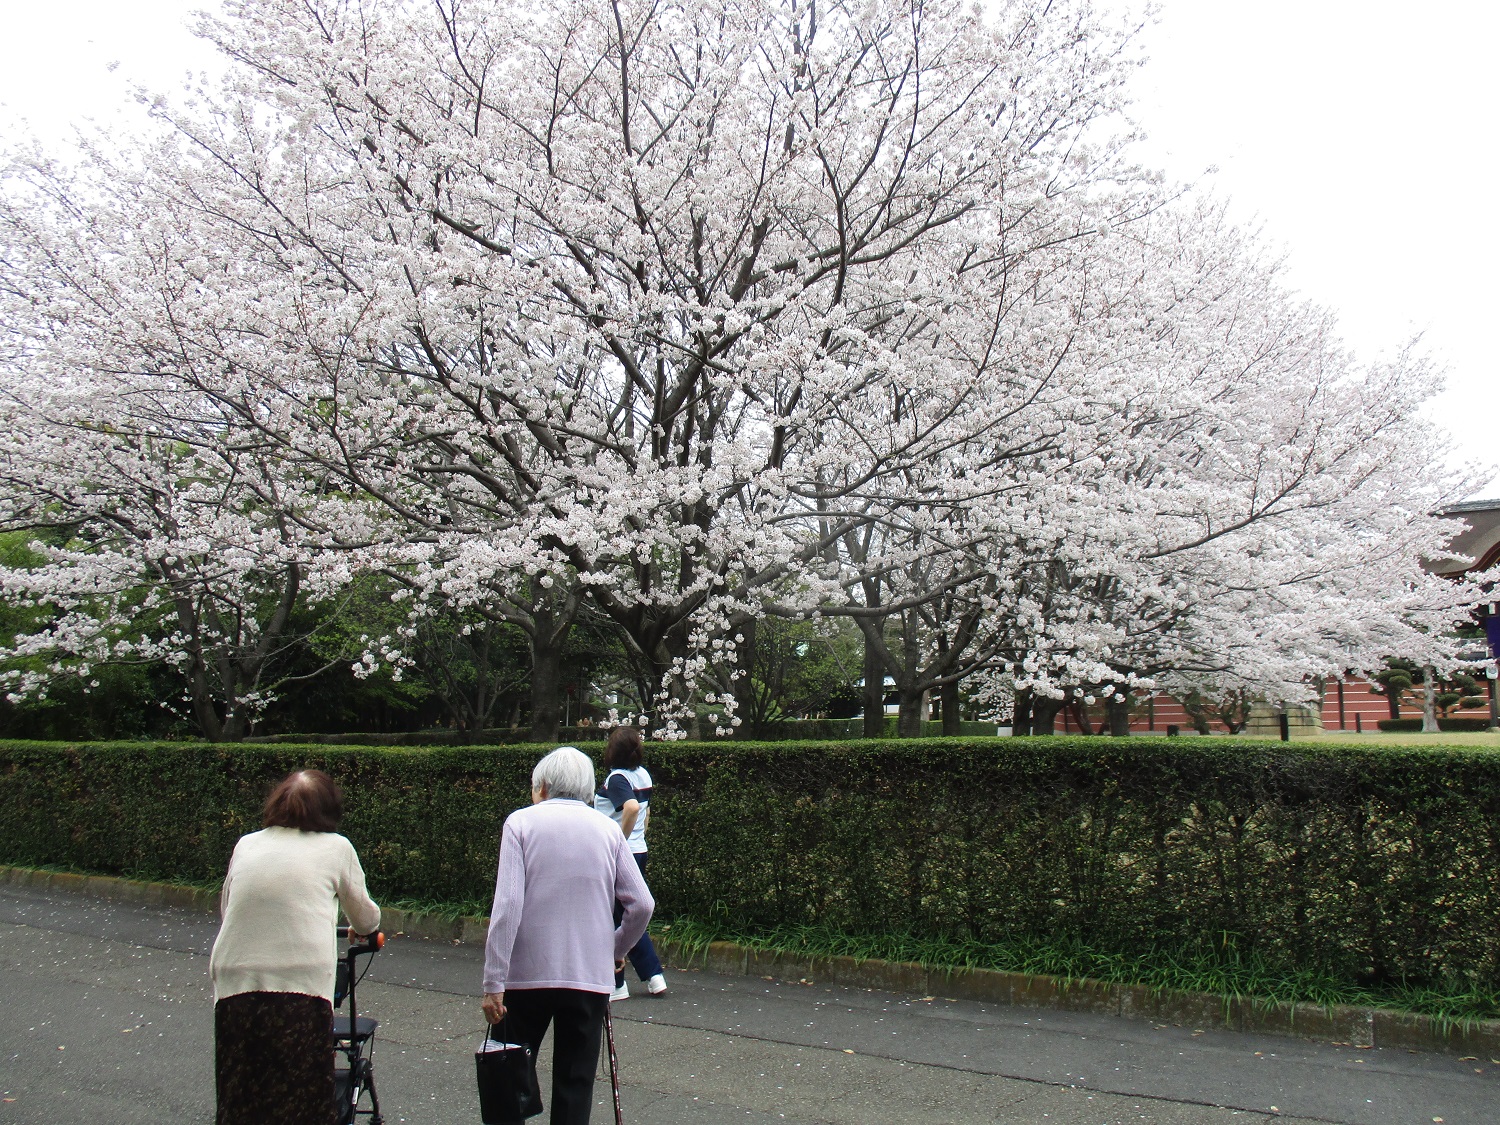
[0,0,1482,739]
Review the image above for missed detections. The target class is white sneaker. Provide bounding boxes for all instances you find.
[609,981,629,1002]
[645,974,667,996]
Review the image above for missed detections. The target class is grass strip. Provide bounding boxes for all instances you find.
[652,916,1500,1024]
[383,896,490,922]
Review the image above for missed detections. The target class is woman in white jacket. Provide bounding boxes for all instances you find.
[210,769,380,1125]
[593,725,667,1000]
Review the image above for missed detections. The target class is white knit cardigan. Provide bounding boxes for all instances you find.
[210,827,381,1002]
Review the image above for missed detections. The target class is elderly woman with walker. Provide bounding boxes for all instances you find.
[210,768,381,1125]
[481,746,654,1125]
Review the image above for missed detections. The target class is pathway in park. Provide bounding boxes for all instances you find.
[1,882,1495,1125]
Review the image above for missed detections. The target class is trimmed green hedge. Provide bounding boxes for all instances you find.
[3,738,1499,993]
[0,741,532,903]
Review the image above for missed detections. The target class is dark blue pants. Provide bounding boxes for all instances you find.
[615,852,663,985]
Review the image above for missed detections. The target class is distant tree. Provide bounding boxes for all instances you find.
[1175,690,1214,736]
[1371,659,1423,721]
[734,617,862,737]
[1435,671,1486,717]
[1212,689,1255,735]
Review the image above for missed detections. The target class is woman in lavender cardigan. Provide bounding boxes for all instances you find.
[481,746,654,1125]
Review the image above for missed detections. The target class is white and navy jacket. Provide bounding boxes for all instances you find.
[594,765,652,855]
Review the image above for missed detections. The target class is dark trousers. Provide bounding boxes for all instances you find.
[493,987,607,1125]
[614,852,663,985]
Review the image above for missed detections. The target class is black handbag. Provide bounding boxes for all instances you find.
[475,1016,543,1122]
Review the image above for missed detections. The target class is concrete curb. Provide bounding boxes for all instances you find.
[6,865,1495,1057]
[2,865,222,912]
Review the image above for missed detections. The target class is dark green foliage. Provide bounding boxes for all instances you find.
[246,728,609,746]
[250,605,445,737]
[748,717,1000,739]
[0,663,191,741]
[0,532,189,741]
[4,737,1500,1000]
[1371,659,1422,720]
[1434,672,1488,718]
[736,617,864,734]
[244,718,1000,744]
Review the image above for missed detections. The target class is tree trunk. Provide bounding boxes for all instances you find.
[1422,668,1440,733]
[1012,688,1032,736]
[1030,696,1062,735]
[168,586,231,741]
[630,669,654,724]
[1106,697,1131,736]
[733,617,757,738]
[186,662,227,741]
[863,633,887,738]
[528,633,564,743]
[1069,699,1094,735]
[941,678,961,736]
[897,687,926,738]
[220,706,252,743]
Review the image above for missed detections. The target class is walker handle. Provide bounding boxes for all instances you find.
[345,930,386,957]
[337,925,384,950]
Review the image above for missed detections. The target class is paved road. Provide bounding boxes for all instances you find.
[1,884,1495,1124]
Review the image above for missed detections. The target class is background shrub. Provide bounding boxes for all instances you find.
[3,737,1498,993]
[243,717,1004,745]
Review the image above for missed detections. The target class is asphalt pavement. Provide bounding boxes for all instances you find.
[1,883,1495,1124]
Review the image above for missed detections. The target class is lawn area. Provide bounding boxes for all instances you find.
[1299,729,1500,748]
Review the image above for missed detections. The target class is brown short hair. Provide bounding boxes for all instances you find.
[604,725,643,770]
[263,769,343,832]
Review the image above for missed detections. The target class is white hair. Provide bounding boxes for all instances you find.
[531,746,596,803]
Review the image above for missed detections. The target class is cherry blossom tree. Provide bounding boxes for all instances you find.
[0,0,1478,744]
[133,0,1152,734]
[956,201,1480,732]
[0,145,386,740]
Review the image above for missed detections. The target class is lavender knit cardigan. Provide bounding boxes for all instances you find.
[482,798,654,995]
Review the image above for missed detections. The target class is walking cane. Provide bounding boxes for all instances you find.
[604,1000,624,1125]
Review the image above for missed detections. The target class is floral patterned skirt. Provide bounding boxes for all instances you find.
[215,991,335,1125]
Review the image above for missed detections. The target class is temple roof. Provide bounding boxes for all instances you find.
[1431,498,1500,576]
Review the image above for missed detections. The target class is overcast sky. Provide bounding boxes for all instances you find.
[1121,0,1500,501]
[1,0,1495,498]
